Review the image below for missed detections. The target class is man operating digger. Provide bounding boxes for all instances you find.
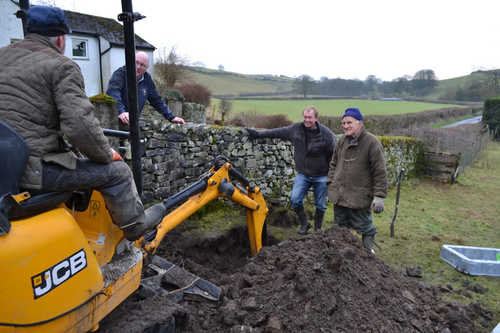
[0,6,165,241]
[244,106,335,234]
[326,108,388,252]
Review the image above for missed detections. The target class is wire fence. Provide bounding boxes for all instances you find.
[455,129,491,179]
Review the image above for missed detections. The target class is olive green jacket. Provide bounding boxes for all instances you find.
[0,34,113,189]
[326,127,388,209]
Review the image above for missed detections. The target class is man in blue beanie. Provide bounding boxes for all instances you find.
[244,106,336,234]
[0,6,166,241]
[326,108,388,252]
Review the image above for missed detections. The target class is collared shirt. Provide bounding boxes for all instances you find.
[349,128,363,143]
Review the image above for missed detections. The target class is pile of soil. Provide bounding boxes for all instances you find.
[97,226,493,333]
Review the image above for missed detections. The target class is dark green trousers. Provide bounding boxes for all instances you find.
[333,204,377,236]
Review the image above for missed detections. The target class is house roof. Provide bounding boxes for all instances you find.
[65,10,155,50]
[8,2,154,49]
[7,0,156,50]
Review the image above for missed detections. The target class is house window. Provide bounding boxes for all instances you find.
[72,39,88,59]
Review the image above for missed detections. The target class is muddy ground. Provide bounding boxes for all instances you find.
[96,224,493,333]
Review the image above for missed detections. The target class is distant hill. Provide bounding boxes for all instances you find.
[185,67,295,97]
[186,67,486,101]
[420,72,485,100]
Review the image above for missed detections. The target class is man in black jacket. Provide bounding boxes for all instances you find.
[245,106,335,234]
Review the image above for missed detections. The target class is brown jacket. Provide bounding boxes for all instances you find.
[0,34,113,189]
[326,127,388,209]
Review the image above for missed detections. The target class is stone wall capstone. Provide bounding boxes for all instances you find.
[167,99,183,119]
[92,101,119,148]
[183,102,206,124]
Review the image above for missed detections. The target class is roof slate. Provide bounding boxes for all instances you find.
[65,10,155,49]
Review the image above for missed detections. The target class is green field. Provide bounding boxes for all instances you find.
[187,68,294,96]
[212,99,464,122]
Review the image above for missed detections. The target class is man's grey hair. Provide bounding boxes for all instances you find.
[48,36,59,43]
[303,105,319,117]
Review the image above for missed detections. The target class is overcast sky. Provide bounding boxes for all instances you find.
[46,0,498,82]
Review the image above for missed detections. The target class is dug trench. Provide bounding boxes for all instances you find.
[96,222,493,333]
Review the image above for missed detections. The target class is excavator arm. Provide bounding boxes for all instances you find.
[138,155,269,257]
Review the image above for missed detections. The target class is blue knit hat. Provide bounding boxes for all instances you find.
[342,108,363,121]
[26,6,71,36]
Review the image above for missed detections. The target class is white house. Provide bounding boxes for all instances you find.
[0,0,157,97]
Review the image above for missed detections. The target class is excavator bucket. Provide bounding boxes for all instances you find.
[138,256,221,306]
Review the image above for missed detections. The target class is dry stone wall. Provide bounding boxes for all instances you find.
[131,120,422,206]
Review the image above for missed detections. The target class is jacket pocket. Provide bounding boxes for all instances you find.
[344,187,372,209]
[309,140,326,153]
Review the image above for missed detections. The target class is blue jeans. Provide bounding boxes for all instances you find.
[290,173,327,212]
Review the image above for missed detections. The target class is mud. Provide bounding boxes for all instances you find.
[97,226,493,333]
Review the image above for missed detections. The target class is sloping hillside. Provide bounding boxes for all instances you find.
[186,67,295,96]
[423,72,486,100]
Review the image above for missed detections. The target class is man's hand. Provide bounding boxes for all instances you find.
[118,112,130,124]
[244,128,259,140]
[371,196,384,214]
[171,117,186,124]
[111,148,123,162]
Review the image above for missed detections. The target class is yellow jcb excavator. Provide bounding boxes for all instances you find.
[0,2,268,332]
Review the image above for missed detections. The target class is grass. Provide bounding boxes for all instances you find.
[187,67,294,96]
[212,99,464,122]
[373,142,500,331]
[179,141,500,331]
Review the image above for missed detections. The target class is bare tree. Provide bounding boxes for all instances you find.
[479,69,500,98]
[154,46,190,92]
[218,65,225,73]
[192,61,207,68]
[411,69,438,96]
[218,99,232,123]
[392,75,411,94]
[293,75,316,98]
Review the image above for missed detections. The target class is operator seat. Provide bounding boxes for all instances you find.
[0,119,84,234]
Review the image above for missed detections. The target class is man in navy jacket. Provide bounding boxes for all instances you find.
[106,52,185,126]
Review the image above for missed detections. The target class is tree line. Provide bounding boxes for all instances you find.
[293,69,500,102]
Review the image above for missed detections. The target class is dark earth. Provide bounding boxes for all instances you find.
[96,222,493,333]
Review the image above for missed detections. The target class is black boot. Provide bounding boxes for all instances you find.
[296,206,311,235]
[122,203,167,241]
[362,234,375,252]
[314,209,325,232]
